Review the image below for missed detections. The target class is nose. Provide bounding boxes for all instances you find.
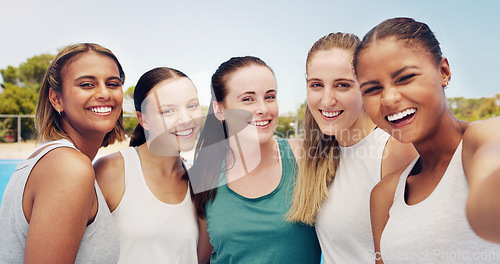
[177,107,193,125]
[381,87,402,106]
[94,83,112,100]
[255,99,269,116]
[321,87,337,107]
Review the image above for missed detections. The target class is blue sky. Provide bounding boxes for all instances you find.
[1,0,499,113]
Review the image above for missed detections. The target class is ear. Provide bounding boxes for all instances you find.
[49,88,63,113]
[137,111,151,130]
[440,57,452,87]
[212,101,225,121]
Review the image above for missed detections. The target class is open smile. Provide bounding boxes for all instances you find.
[386,108,416,123]
[320,110,343,119]
[171,128,194,137]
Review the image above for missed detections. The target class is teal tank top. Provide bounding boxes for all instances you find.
[206,138,321,264]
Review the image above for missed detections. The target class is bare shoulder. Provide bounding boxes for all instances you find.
[93,151,125,211]
[94,151,125,183]
[381,136,418,179]
[33,147,95,188]
[464,117,500,147]
[286,138,304,160]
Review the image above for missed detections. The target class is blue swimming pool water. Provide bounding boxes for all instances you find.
[0,160,21,204]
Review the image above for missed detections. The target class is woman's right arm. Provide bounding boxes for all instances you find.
[370,173,399,264]
[23,148,96,263]
[94,151,125,212]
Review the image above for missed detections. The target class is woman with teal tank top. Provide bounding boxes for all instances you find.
[189,56,321,263]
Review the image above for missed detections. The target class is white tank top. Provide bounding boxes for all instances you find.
[380,141,500,263]
[315,128,390,263]
[112,147,199,264]
[0,139,119,263]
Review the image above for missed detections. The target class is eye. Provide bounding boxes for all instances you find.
[362,86,382,95]
[161,108,174,115]
[107,82,122,88]
[265,94,276,101]
[396,74,418,84]
[188,103,200,110]
[79,82,94,88]
[335,82,351,89]
[242,97,254,102]
[308,82,323,89]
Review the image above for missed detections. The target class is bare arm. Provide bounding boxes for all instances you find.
[370,173,400,264]
[23,148,96,263]
[94,151,125,212]
[463,117,500,243]
[197,218,213,264]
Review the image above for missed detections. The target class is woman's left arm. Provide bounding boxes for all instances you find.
[463,117,500,243]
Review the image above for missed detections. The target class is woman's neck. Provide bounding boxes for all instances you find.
[137,143,183,179]
[413,110,470,170]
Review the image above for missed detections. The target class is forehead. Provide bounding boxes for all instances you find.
[226,65,276,93]
[143,77,197,107]
[63,51,119,78]
[307,48,355,76]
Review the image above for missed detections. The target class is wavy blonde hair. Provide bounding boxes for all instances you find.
[36,43,126,147]
[287,33,360,225]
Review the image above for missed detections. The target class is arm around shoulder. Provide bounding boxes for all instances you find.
[463,117,500,243]
[93,151,125,212]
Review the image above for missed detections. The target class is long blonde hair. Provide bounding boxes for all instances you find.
[287,33,360,225]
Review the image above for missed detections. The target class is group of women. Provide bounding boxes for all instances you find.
[0,17,499,264]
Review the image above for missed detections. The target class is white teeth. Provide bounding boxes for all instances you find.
[91,106,112,113]
[387,108,416,122]
[174,128,193,136]
[250,120,271,126]
[321,110,341,118]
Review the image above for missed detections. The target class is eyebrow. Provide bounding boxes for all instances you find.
[74,75,122,82]
[391,66,418,79]
[307,78,355,83]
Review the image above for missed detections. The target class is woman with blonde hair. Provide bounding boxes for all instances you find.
[287,33,416,263]
[0,43,126,263]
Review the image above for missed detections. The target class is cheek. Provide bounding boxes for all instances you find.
[362,97,382,122]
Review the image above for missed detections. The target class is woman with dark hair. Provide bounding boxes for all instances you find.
[191,56,321,263]
[354,17,500,263]
[0,43,126,263]
[94,67,203,263]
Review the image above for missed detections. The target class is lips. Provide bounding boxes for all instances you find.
[320,110,342,118]
[249,120,271,127]
[89,106,113,114]
[386,108,416,123]
[172,128,194,137]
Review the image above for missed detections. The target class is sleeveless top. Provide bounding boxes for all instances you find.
[315,128,390,263]
[112,147,198,264]
[0,139,119,263]
[206,138,321,264]
[380,141,500,263]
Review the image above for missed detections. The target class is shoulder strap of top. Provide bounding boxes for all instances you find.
[31,139,78,161]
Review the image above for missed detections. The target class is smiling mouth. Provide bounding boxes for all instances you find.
[386,108,416,123]
[320,110,342,118]
[90,106,113,114]
[249,120,271,127]
[172,128,194,137]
